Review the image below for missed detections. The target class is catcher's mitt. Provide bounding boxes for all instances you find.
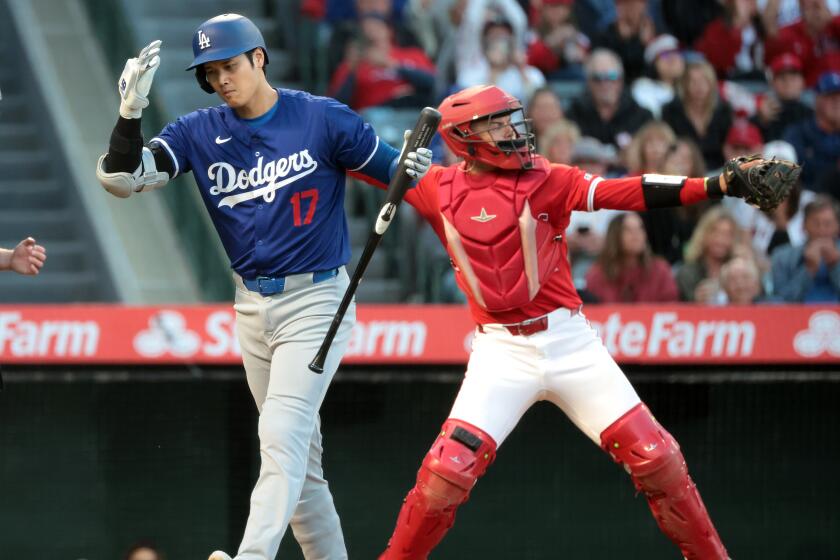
[722,155,801,212]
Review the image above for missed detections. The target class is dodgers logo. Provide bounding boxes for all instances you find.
[207,149,319,208]
[197,30,211,50]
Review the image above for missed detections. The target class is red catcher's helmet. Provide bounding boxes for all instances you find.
[438,85,535,170]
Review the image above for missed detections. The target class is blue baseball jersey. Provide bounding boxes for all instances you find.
[151,88,393,279]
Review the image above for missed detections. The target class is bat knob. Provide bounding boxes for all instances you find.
[308,360,324,374]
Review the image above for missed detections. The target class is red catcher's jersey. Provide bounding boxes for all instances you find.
[406,156,614,325]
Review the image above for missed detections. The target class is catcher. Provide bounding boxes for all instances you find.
[379,85,798,559]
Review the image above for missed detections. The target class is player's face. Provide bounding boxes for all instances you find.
[471,114,516,144]
[203,52,263,108]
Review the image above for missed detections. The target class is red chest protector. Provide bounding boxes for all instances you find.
[438,159,564,312]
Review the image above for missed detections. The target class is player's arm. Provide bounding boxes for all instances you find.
[578,157,794,213]
[95,40,173,198]
[585,174,724,212]
[327,100,431,186]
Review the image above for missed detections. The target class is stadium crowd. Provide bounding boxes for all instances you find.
[298,0,840,305]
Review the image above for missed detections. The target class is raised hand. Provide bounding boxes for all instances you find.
[119,40,162,119]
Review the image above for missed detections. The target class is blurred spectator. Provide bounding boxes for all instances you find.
[124,542,165,560]
[538,118,581,163]
[771,194,840,301]
[751,53,814,140]
[641,138,710,263]
[661,0,724,46]
[677,206,744,302]
[663,137,709,177]
[662,57,734,169]
[527,87,565,143]
[570,135,619,176]
[457,15,546,105]
[722,119,765,165]
[765,0,840,86]
[719,256,765,303]
[406,0,467,98]
[592,0,656,82]
[632,34,685,117]
[695,0,767,80]
[526,0,590,80]
[784,70,840,194]
[759,0,840,32]
[319,0,417,84]
[566,136,623,289]
[625,120,676,172]
[329,14,435,111]
[567,49,653,150]
[584,212,679,302]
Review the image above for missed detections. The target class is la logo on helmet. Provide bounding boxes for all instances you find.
[198,30,211,50]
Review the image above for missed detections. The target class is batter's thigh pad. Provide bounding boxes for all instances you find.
[600,403,728,560]
[379,419,497,559]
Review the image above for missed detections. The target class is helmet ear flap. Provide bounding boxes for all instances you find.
[194,67,215,94]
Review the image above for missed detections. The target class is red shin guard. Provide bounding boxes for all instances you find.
[379,419,497,560]
[600,403,728,560]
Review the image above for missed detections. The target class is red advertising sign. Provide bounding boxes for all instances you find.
[0,304,838,365]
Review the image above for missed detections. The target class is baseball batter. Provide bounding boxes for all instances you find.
[378,86,792,559]
[94,14,431,560]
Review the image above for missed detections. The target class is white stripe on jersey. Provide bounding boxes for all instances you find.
[349,136,380,172]
[150,136,180,178]
[587,176,603,212]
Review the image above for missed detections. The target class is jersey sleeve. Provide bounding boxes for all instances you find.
[150,117,193,178]
[324,98,380,172]
[554,164,711,213]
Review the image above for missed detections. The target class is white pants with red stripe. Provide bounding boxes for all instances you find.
[449,307,641,447]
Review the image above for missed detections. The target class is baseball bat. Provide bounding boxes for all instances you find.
[309,106,441,373]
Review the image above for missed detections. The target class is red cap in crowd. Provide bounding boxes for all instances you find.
[543,0,574,5]
[725,120,764,149]
[769,53,803,75]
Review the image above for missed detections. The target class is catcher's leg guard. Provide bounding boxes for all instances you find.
[600,403,728,560]
[379,419,497,560]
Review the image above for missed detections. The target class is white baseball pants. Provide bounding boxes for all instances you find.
[232,268,354,560]
[449,307,642,447]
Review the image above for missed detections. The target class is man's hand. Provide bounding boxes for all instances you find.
[721,155,801,212]
[401,130,433,180]
[119,40,162,119]
[804,239,825,274]
[0,237,46,276]
[822,240,840,267]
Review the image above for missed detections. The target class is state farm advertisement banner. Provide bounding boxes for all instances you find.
[0,304,838,365]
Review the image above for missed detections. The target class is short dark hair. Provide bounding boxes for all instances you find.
[243,47,268,76]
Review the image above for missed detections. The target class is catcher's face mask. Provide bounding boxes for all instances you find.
[460,109,535,170]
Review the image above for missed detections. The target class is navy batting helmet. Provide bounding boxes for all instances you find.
[187,13,269,93]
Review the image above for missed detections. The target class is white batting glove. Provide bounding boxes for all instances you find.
[401,129,433,180]
[118,40,162,119]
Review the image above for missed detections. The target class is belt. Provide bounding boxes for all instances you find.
[477,306,581,337]
[478,315,549,336]
[242,268,339,295]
